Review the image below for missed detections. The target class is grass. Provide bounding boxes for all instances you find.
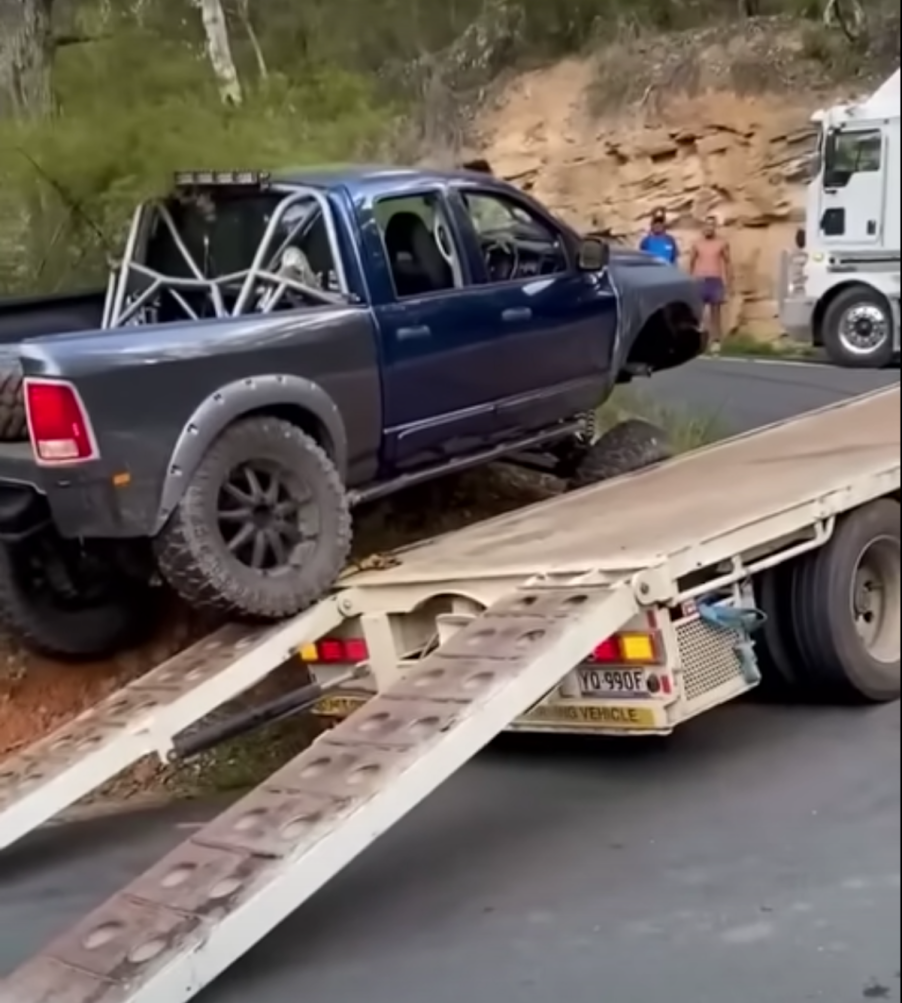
[715,332,818,361]
[597,385,730,452]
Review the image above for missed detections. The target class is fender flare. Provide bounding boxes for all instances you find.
[153,373,348,533]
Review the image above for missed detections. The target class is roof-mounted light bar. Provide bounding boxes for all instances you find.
[173,170,272,189]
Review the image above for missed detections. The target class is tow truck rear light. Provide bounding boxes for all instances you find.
[23,379,98,464]
[300,637,369,664]
[589,631,661,665]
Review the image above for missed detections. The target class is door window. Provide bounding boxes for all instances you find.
[823,129,882,188]
[458,190,569,283]
[373,193,464,298]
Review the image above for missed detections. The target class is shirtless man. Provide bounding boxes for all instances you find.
[689,215,733,353]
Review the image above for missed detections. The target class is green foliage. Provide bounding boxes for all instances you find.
[0,17,395,292]
[1,0,898,293]
[597,387,729,452]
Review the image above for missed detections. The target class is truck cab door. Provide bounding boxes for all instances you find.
[447,185,615,435]
[359,188,514,472]
[818,126,888,246]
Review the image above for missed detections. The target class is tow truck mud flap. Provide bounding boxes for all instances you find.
[1,582,637,1003]
[0,600,344,855]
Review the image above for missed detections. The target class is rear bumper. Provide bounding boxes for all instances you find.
[0,448,145,540]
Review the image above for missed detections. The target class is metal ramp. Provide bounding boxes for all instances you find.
[0,599,344,855]
[0,580,638,1003]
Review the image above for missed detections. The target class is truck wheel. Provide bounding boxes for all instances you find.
[0,365,27,442]
[0,531,157,659]
[566,418,673,490]
[821,287,895,369]
[155,416,352,618]
[789,499,900,704]
[753,563,808,699]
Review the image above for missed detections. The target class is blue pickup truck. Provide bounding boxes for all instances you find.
[0,165,704,659]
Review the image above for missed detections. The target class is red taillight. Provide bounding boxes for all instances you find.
[24,379,97,464]
[343,638,369,662]
[318,638,345,662]
[591,637,621,662]
[301,637,369,664]
[588,631,662,665]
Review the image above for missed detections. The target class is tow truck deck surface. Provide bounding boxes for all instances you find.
[0,386,898,1003]
[345,384,898,584]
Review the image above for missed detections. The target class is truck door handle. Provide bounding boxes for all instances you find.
[397,325,431,340]
[502,307,532,322]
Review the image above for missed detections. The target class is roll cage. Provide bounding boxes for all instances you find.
[101,172,352,329]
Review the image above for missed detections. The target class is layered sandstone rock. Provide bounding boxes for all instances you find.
[474,44,864,339]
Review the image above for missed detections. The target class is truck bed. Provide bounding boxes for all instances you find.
[347,386,901,587]
[0,288,105,344]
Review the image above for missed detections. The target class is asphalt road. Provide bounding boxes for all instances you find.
[1,359,899,1003]
[652,355,899,433]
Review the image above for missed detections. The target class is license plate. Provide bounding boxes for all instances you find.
[578,666,648,697]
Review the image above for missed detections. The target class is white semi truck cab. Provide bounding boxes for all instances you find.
[779,69,900,367]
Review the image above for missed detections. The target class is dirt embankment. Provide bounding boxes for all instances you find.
[472,20,895,339]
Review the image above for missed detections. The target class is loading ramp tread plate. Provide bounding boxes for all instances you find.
[0,600,343,855]
[0,581,638,1003]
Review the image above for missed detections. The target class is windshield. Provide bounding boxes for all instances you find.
[809,127,825,181]
[463,192,535,234]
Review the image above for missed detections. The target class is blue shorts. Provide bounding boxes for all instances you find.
[699,277,726,306]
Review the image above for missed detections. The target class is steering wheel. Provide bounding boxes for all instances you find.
[482,234,520,282]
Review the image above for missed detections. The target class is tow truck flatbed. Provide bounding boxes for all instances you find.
[0,387,898,1003]
[344,385,899,588]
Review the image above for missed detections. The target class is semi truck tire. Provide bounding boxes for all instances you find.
[155,416,352,618]
[0,530,157,659]
[0,365,27,442]
[753,563,808,699]
[821,286,895,369]
[788,498,900,703]
[565,418,674,490]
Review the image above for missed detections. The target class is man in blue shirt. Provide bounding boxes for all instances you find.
[639,209,679,265]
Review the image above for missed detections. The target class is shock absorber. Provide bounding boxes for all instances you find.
[577,407,598,445]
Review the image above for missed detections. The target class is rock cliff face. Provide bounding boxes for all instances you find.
[474,34,881,339]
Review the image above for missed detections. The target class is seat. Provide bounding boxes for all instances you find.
[383,211,453,297]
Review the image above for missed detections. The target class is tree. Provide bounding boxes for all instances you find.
[194,0,243,104]
[0,0,56,117]
[236,0,269,81]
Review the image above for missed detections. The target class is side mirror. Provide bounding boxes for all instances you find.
[577,236,610,272]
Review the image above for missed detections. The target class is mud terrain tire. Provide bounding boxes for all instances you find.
[0,365,27,442]
[566,418,674,490]
[155,416,352,618]
[0,533,157,659]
